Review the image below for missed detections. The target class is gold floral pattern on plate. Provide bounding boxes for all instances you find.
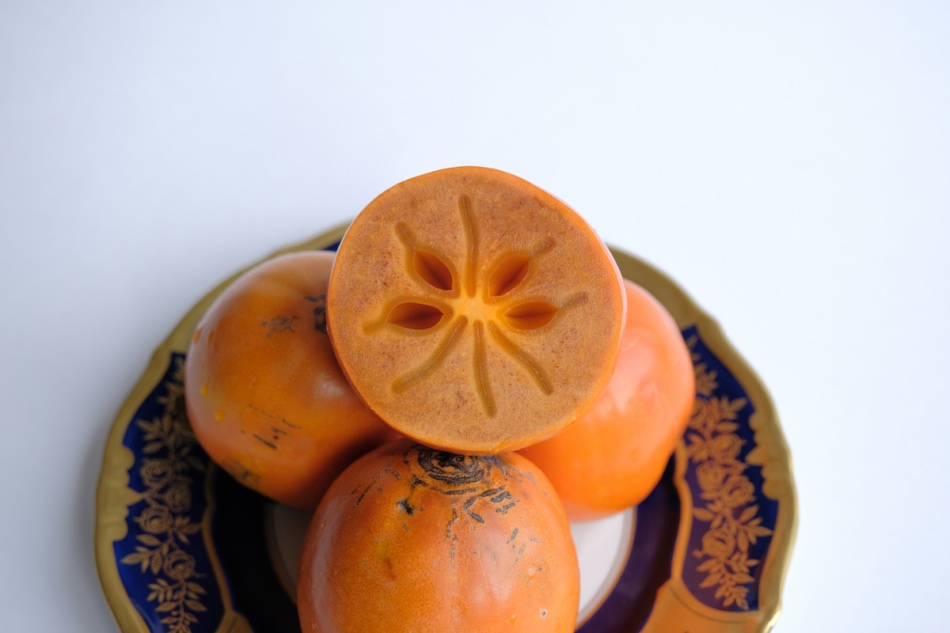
[117,358,208,633]
[685,336,774,611]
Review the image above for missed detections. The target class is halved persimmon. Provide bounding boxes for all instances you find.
[184,251,398,508]
[297,438,580,633]
[326,166,627,454]
[519,279,695,521]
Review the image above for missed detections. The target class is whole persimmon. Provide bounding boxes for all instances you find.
[297,438,580,633]
[519,279,695,521]
[326,166,626,455]
[184,250,398,508]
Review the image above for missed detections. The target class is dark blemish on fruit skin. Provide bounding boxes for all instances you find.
[305,294,328,334]
[249,405,301,429]
[445,509,458,538]
[353,456,399,506]
[355,482,374,506]
[490,488,516,514]
[280,417,301,430]
[347,445,538,564]
[446,513,461,558]
[417,447,495,485]
[222,458,261,486]
[403,446,525,526]
[261,314,297,338]
[440,487,477,497]
[252,434,277,449]
[510,542,527,568]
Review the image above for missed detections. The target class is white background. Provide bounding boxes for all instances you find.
[2,1,948,631]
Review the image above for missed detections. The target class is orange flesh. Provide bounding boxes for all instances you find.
[297,439,580,633]
[326,167,626,454]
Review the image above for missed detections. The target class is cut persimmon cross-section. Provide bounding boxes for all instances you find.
[326,166,627,454]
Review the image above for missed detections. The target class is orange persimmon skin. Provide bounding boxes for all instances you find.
[297,439,580,633]
[184,251,398,508]
[519,280,695,522]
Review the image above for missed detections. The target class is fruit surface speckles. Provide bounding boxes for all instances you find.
[297,439,580,632]
[184,251,397,508]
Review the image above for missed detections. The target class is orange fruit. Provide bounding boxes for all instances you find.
[519,279,695,521]
[184,251,398,508]
[297,438,580,632]
[326,166,626,454]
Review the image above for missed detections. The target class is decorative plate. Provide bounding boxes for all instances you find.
[95,224,797,633]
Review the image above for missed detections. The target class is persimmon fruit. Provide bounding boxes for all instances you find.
[184,251,398,508]
[297,438,580,633]
[326,166,627,454]
[519,279,695,521]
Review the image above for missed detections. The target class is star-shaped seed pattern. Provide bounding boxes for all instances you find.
[365,194,588,417]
